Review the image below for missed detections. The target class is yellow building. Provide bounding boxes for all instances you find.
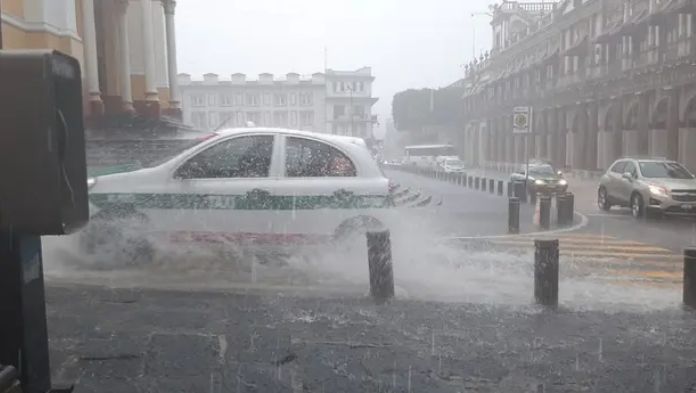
[0,0,181,119]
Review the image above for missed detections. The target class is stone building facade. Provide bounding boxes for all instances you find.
[461,0,696,173]
[0,0,180,119]
[179,67,378,139]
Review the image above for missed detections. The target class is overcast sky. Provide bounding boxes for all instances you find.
[177,0,497,135]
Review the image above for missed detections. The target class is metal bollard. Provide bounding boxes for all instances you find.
[462,173,467,186]
[489,179,495,194]
[530,191,537,205]
[684,248,696,308]
[498,180,504,196]
[513,182,526,202]
[539,196,552,230]
[566,192,575,223]
[535,239,559,307]
[367,230,395,304]
[468,176,473,188]
[556,194,568,227]
[475,177,480,190]
[507,182,513,197]
[481,178,487,192]
[508,197,520,234]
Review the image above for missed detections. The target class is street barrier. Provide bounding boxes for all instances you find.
[557,193,575,227]
[685,248,696,308]
[508,197,520,234]
[367,230,395,304]
[535,239,559,307]
[539,196,552,230]
[489,179,495,194]
[498,180,504,196]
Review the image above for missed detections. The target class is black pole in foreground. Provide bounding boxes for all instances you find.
[481,178,487,192]
[498,180,504,196]
[556,194,569,227]
[508,197,520,234]
[539,196,552,230]
[535,239,559,307]
[489,179,495,194]
[367,230,395,304]
[684,248,696,308]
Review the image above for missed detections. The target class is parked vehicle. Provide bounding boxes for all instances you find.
[598,157,696,218]
[402,144,458,170]
[509,161,568,196]
[81,128,393,262]
[438,157,467,173]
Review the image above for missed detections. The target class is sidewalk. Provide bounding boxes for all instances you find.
[47,284,696,393]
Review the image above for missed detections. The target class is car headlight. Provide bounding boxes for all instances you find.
[559,179,568,186]
[649,185,669,198]
[87,177,97,190]
[534,179,546,185]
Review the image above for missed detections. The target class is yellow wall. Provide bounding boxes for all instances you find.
[1,23,25,49]
[131,74,146,101]
[158,87,171,108]
[1,0,24,18]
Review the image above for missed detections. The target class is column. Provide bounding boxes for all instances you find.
[116,0,134,112]
[81,0,103,116]
[667,88,680,160]
[638,92,650,154]
[141,0,160,114]
[163,0,181,113]
[587,103,599,170]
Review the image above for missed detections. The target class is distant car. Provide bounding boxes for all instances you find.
[598,158,696,218]
[81,128,392,262]
[509,162,568,197]
[438,158,467,173]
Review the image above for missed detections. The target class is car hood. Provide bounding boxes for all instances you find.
[648,178,696,190]
[530,175,562,181]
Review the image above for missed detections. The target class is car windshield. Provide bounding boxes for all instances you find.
[528,165,555,176]
[639,162,694,179]
[445,159,464,166]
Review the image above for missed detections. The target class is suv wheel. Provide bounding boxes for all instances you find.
[631,193,645,219]
[598,187,611,211]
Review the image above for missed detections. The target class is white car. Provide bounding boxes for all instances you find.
[82,128,391,262]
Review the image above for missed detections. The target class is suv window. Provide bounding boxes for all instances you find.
[639,162,694,179]
[610,161,626,174]
[286,137,356,177]
[176,135,274,179]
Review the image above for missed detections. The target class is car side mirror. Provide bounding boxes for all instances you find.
[622,172,633,181]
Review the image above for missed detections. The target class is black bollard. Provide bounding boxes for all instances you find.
[566,192,575,223]
[557,194,569,227]
[367,230,395,304]
[539,196,552,230]
[507,182,513,197]
[684,248,696,308]
[530,190,537,205]
[513,182,526,202]
[468,177,473,188]
[535,239,559,307]
[490,179,495,194]
[462,173,467,186]
[508,197,520,234]
[475,177,480,190]
[481,178,487,192]
[498,180,504,196]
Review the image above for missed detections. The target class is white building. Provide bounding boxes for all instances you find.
[179,67,378,139]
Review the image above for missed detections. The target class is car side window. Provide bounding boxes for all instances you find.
[610,161,626,174]
[624,162,637,177]
[285,137,357,177]
[176,135,274,179]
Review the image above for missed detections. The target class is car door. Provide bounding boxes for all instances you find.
[616,161,637,204]
[157,133,282,241]
[605,160,626,202]
[272,135,385,239]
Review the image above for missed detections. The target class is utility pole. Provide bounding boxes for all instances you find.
[0,0,4,49]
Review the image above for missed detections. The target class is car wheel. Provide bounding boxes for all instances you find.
[598,187,611,211]
[79,207,155,267]
[631,193,645,219]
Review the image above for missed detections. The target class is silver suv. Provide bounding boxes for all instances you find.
[598,158,696,218]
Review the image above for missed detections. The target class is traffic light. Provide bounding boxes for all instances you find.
[0,50,89,235]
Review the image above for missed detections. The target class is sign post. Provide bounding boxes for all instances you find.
[513,106,533,197]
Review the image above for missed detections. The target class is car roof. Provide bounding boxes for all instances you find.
[215,127,367,148]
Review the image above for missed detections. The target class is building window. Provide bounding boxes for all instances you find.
[221,94,233,106]
[274,93,287,106]
[273,111,288,126]
[333,82,339,92]
[263,93,272,106]
[357,81,364,92]
[234,93,243,106]
[191,111,207,128]
[299,92,313,106]
[353,105,365,118]
[246,93,259,106]
[289,93,297,105]
[334,105,345,119]
[246,111,260,125]
[191,95,206,107]
[208,95,217,106]
[236,112,245,126]
[290,111,298,126]
[263,111,272,126]
[300,111,314,126]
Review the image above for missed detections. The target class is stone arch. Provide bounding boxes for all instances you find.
[570,106,590,169]
[651,97,669,129]
[624,101,640,130]
[684,94,696,128]
[680,86,696,124]
[603,103,622,132]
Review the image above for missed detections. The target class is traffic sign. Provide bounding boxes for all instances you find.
[513,106,531,134]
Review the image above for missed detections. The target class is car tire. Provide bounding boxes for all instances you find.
[598,187,611,211]
[79,206,155,267]
[631,193,645,219]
